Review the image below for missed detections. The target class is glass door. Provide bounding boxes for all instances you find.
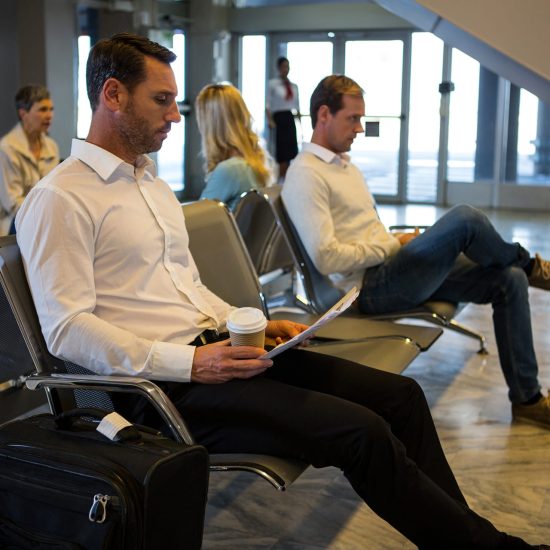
[407,33,445,202]
[345,38,405,199]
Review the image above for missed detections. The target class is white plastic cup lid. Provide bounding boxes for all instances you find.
[227,307,267,334]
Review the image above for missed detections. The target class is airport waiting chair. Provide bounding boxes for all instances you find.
[182,199,431,373]
[267,191,487,354]
[233,189,295,304]
[0,235,307,491]
[233,188,294,279]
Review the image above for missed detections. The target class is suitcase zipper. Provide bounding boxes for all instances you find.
[89,493,112,523]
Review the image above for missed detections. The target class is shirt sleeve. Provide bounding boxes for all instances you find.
[17,186,196,383]
[283,163,399,275]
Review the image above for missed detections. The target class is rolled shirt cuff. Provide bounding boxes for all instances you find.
[148,341,196,382]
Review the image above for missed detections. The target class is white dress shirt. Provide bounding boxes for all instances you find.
[266,78,300,113]
[282,142,400,292]
[0,122,59,234]
[16,139,233,382]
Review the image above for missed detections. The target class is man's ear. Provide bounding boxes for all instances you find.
[102,78,124,112]
[316,105,330,125]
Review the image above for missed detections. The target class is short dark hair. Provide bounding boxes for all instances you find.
[277,56,289,68]
[309,75,364,128]
[15,85,51,115]
[86,32,176,112]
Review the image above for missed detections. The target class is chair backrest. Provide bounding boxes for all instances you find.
[233,189,293,276]
[266,192,344,313]
[0,236,114,415]
[0,238,39,392]
[182,199,269,315]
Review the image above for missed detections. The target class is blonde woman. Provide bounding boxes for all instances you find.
[196,83,272,210]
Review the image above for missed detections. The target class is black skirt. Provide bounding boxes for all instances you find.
[273,110,298,163]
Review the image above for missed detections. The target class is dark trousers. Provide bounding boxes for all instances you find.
[273,110,298,163]
[122,349,529,549]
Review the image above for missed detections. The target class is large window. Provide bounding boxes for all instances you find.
[77,35,92,139]
[238,30,550,207]
[286,41,333,141]
[407,33,444,202]
[516,89,538,182]
[447,49,480,183]
[241,35,267,137]
[154,30,186,192]
[345,39,403,196]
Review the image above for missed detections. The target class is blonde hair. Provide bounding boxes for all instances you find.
[195,83,270,186]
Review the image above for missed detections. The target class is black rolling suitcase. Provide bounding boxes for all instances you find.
[0,410,209,549]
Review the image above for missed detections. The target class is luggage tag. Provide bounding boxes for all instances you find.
[97,411,142,442]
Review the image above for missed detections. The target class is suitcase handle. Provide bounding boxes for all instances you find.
[54,408,109,430]
[54,408,163,441]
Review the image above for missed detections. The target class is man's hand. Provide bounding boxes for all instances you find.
[265,320,310,346]
[191,339,272,384]
[396,227,420,246]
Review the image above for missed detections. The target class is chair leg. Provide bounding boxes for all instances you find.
[399,312,489,355]
[447,319,488,355]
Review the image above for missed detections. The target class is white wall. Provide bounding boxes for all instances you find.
[419,0,550,83]
[229,2,411,32]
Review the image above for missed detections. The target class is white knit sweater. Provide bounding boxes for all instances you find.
[282,142,400,292]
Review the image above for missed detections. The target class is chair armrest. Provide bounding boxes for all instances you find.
[25,373,194,446]
[388,225,430,232]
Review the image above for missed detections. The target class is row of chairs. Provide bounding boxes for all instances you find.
[233,186,487,354]
[186,199,441,371]
[0,194,485,494]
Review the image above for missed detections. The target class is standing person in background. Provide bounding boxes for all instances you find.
[197,83,273,210]
[266,56,300,181]
[0,85,59,235]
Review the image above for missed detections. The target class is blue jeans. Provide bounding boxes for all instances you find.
[358,204,539,404]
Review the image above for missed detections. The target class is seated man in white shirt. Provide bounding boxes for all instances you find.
[16,34,545,549]
[282,74,550,429]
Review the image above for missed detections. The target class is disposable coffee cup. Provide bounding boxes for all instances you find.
[227,307,267,348]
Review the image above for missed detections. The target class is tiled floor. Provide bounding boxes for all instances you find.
[202,206,550,549]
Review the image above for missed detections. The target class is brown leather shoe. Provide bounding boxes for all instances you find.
[528,253,550,290]
[512,392,550,429]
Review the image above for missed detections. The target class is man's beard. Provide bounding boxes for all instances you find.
[118,100,165,156]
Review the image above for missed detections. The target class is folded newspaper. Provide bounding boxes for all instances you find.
[262,286,360,359]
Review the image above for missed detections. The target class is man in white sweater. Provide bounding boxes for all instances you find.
[282,74,550,428]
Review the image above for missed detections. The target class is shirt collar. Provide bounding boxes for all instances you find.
[301,142,351,167]
[70,138,156,182]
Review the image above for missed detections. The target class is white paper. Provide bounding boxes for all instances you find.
[97,411,133,441]
[262,286,360,359]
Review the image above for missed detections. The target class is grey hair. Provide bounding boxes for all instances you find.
[15,85,51,115]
